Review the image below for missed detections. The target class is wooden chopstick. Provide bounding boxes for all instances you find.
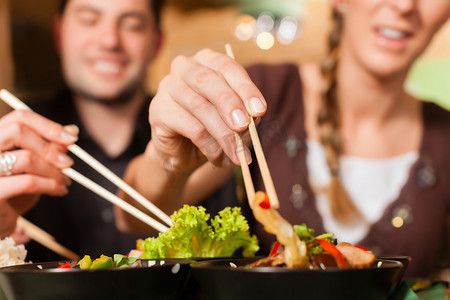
[225,44,280,209]
[233,130,255,208]
[67,144,173,227]
[17,216,81,261]
[0,89,171,232]
[247,118,279,208]
[63,168,169,232]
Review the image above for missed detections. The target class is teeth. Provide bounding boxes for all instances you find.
[93,60,120,73]
[378,28,406,39]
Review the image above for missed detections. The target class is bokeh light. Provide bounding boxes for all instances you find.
[235,14,256,41]
[276,16,299,45]
[234,8,304,50]
[391,217,404,228]
[256,12,275,33]
[256,31,275,50]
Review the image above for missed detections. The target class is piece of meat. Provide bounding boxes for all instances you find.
[311,253,338,269]
[246,252,287,268]
[336,242,376,268]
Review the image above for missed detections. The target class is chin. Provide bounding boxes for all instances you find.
[72,78,141,104]
[75,88,127,104]
[363,52,413,79]
[368,65,409,81]
[93,90,121,99]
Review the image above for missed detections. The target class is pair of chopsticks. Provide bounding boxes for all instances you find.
[0,89,173,236]
[225,44,279,210]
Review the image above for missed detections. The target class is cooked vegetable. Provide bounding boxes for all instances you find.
[77,255,92,269]
[258,193,271,209]
[76,254,137,270]
[354,245,369,251]
[293,223,317,243]
[90,255,113,269]
[294,224,335,244]
[293,223,337,256]
[139,205,259,259]
[250,191,309,268]
[246,192,375,270]
[57,262,72,269]
[316,239,348,268]
[269,242,280,256]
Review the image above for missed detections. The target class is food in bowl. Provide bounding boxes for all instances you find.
[0,258,191,300]
[247,223,376,270]
[0,237,27,267]
[130,194,376,270]
[55,253,139,270]
[188,191,404,300]
[247,191,376,270]
[135,205,259,259]
[190,257,403,300]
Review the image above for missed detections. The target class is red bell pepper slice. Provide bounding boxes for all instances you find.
[317,239,348,268]
[269,242,280,256]
[258,193,271,209]
[354,245,369,251]
[57,262,72,269]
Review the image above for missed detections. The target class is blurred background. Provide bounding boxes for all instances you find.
[1,0,450,114]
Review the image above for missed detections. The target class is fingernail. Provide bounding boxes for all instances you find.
[58,154,74,167]
[232,109,250,129]
[62,125,79,142]
[249,97,266,115]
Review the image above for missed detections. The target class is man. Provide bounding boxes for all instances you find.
[21,0,164,261]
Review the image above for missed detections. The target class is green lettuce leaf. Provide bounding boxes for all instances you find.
[141,205,259,259]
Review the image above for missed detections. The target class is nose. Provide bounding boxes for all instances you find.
[389,0,416,14]
[98,22,120,50]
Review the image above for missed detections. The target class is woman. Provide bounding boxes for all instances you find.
[117,0,450,276]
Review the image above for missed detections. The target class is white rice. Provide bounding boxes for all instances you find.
[0,237,27,267]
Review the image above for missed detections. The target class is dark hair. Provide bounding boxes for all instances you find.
[58,0,164,29]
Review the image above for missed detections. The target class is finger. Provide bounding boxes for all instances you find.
[161,75,240,164]
[0,110,78,145]
[0,202,19,238]
[0,175,69,200]
[0,121,74,169]
[10,224,31,245]
[1,150,70,185]
[151,87,237,167]
[171,54,252,132]
[8,194,40,216]
[193,49,267,117]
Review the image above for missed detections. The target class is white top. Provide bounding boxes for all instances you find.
[306,139,419,244]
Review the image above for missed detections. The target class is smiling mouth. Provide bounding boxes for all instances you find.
[377,27,411,40]
[92,60,122,74]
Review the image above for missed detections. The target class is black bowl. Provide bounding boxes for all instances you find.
[177,257,233,300]
[191,257,404,300]
[376,255,411,277]
[0,259,191,300]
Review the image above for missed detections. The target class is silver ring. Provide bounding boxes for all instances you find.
[0,151,17,176]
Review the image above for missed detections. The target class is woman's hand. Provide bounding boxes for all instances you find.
[148,48,267,175]
[0,110,78,237]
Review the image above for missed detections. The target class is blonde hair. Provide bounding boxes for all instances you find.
[318,8,363,224]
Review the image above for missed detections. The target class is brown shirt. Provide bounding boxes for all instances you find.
[246,63,450,276]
